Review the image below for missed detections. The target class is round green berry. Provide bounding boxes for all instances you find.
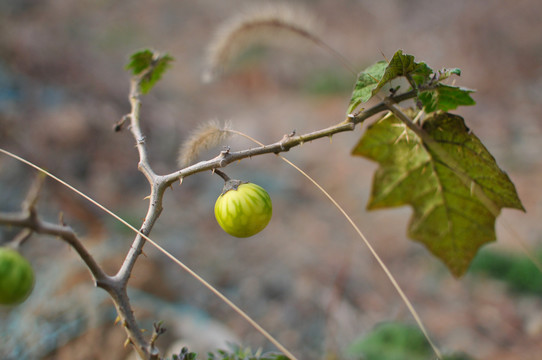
[215,182,272,238]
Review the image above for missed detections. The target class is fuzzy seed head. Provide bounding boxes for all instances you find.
[202,2,321,83]
[178,120,232,167]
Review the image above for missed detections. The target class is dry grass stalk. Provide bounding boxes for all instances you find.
[202,2,322,82]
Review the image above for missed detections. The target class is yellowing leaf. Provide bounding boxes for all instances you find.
[352,112,524,276]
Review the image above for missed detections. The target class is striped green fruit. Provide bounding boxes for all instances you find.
[0,247,35,306]
[215,182,272,238]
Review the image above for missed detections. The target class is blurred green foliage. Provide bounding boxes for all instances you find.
[347,322,476,360]
[469,248,542,295]
[347,322,433,360]
[169,345,289,360]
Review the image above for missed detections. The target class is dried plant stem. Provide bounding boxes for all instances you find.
[501,222,542,273]
[226,130,443,360]
[283,157,443,360]
[204,2,356,81]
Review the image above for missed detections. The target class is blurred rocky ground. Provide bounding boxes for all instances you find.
[1,1,541,359]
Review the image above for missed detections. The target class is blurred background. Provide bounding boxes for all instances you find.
[1,0,541,359]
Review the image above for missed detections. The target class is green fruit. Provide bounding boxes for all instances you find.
[0,247,35,306]
[215,182,272,238]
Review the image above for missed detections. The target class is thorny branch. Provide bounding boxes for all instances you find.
[0,179,155,359]
[0,57,420,359]
[0,175,107,284]
[165,89,418,186]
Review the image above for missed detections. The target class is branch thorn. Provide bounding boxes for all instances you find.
[218,146,231,167]
[220,145,231,155]
[58,212,66,226]
[9,228,33,248]
[114,115,130,132]
[23,172,46,210]
[279,130,296,151]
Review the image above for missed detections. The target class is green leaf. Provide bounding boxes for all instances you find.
[373,50,432,95]
[418,84,475,113]
[347,50,434,114]
[204,345,289,360]
[352,112,524,276]
[348,322,433,360]
[348,322,477,360]
[348,61,388,113]
[126,49,174,94]
[438,67,461,80]
[469,248,542,294]
[410,62,433,87]
[126,49,155,75]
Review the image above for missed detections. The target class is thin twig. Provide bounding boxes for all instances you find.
[9,228,34,248]
[0,210,108,286]
[213,168,231,182]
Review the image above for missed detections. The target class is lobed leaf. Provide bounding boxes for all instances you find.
[348,50,433,113]
[372,50,431,95]
[348,50,474,117]
[352,111,524,276]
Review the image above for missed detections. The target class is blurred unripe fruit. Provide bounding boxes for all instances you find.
[0,247,35,306]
